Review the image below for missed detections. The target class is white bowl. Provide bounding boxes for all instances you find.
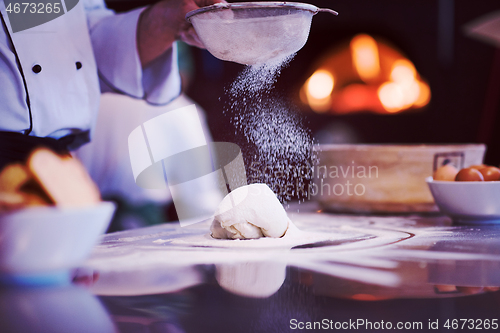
[0,202,115,278]
[426,177,500,224]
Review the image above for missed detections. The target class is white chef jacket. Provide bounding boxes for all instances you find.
[0,0,181,141]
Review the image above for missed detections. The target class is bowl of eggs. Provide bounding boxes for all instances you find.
[427,164,500,224]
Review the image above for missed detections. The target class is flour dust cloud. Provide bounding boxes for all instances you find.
[223,54,318,203]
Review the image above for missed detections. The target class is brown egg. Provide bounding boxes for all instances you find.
[433,164,459,181]
[478,166,500,181]
[455,167,484,181]
[469,164,486,170]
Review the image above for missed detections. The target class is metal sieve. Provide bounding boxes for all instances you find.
[185,2,338,65]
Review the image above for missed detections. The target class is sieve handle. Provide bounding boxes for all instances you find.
[317,8,339,16]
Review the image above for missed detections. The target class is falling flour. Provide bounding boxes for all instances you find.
[224,54,317,203]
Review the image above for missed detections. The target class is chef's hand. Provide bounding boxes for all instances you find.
[137,0,224,67]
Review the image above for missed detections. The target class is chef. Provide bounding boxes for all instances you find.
[0,0,220,169]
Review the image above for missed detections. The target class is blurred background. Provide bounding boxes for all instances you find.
[108,0,500,164]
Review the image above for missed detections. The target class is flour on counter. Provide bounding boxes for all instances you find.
[166,221,344,250]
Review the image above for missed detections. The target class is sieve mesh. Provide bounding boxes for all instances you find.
[189,5,314,65]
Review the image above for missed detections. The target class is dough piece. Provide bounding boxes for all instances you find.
[0,163,52,212]
[19,179,54,206]
[0,164,30,192]
[210,183,290,239]
[27,149,101,207]
[0,192,25,212]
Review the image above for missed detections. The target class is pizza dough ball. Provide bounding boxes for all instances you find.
[210,183,290,239]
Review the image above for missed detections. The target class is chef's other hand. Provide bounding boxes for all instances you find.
[138,0,225,67]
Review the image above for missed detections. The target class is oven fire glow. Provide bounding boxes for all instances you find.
[300,33,431,115]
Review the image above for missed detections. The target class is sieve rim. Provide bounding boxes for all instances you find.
[185,1,319,21]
